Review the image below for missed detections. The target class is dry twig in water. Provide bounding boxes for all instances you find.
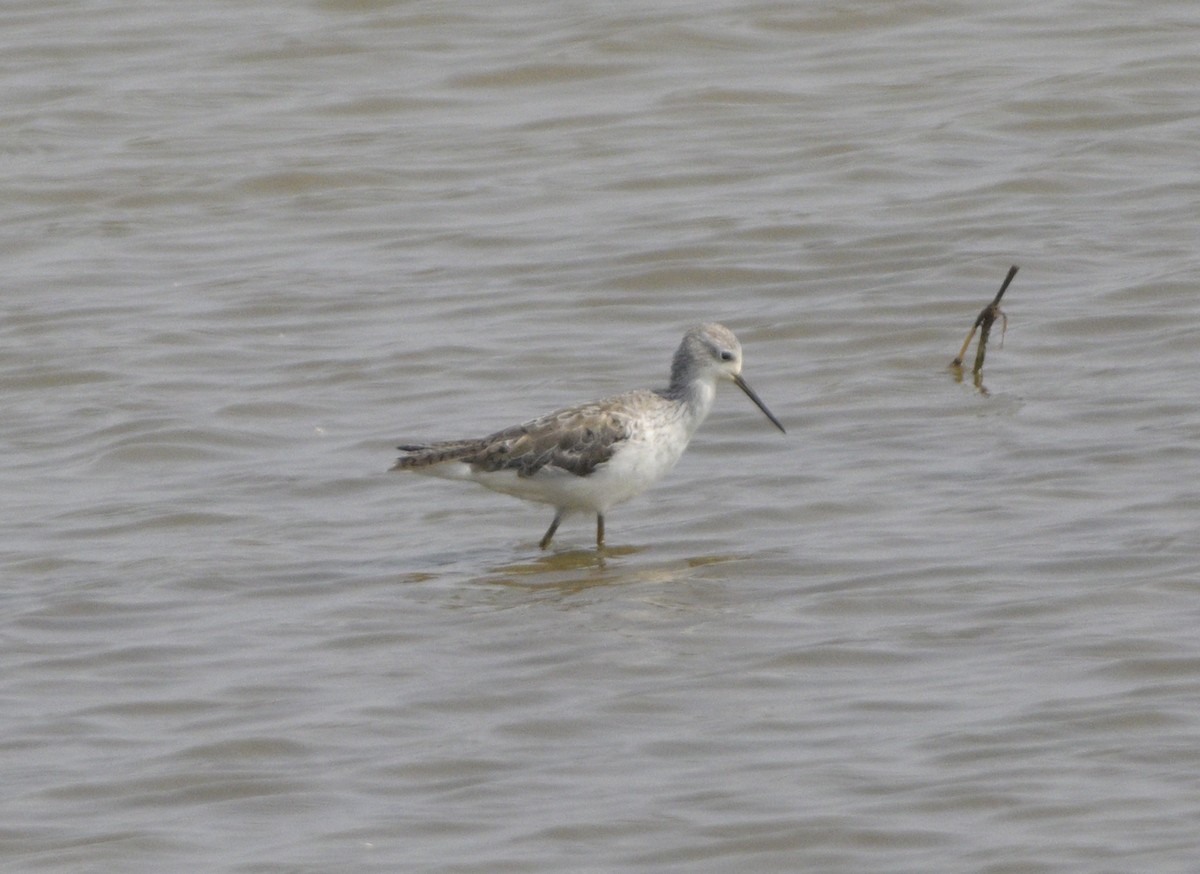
[952,265,1018,374]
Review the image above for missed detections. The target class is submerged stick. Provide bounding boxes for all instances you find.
[952,265,1018,373]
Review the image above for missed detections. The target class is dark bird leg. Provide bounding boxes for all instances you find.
[540,511,563,550]
[596,513,605,550]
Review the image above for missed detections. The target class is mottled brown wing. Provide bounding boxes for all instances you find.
[471,402,632,477]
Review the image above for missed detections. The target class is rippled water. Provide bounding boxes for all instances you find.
[4,1,1200,871]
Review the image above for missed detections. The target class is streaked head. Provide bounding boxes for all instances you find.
[672,324,786,433]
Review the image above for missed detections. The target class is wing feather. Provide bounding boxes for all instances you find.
[393,396,637,477]
[473,401,632,477]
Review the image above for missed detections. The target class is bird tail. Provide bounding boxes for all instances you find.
[391,441,482,471]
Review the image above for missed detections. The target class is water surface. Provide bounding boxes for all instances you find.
[3,1,1200,871]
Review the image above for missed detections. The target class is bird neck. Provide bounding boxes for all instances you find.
[663,374,717,433]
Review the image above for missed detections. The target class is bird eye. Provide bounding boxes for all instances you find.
[720,351,735,361]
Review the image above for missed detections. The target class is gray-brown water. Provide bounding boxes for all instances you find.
[4,1,1200,871]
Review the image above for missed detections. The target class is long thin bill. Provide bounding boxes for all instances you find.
[733,374,786,434]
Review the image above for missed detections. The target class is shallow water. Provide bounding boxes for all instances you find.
[4,1,1200,871]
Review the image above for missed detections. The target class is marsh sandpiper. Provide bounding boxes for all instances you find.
[392,323,785,549]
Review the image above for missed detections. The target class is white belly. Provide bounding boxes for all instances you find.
[415,423,692,513]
